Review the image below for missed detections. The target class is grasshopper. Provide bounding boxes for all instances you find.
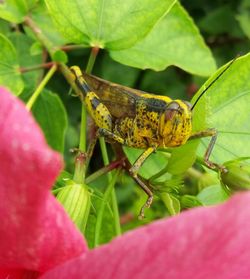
[70,59,235,218]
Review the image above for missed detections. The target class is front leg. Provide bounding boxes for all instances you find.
[189,128,227,173]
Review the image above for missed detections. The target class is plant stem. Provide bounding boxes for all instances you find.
[186,167,203,179]
[73,152,87,183]
[94,169,121,247]
[85,158,125,184]
[26,64,57,110]
[111,187,122,235]
[19,62,55,73]
[99,138,122,237]
[73,47,100,183]
[24,16,55,55]
[86,47,99,74]
[79,105,87,153]
[61,44,87,51]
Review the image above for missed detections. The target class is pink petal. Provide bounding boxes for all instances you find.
[42,192,250,279]
[0,269,39,279]
[0,88,87,274]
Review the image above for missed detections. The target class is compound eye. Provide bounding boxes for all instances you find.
[165,102,180,121]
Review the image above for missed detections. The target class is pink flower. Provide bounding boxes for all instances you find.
[1,87,250,279]
[0,87,86,278]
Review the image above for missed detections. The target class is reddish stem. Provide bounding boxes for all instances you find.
[19,62,56,73]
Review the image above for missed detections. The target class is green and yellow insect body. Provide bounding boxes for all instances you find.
[70,65,193,218]
[70,58,236,218]
[70,66,192,150]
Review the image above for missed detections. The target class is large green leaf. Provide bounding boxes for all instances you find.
[166,140,200,175]
[32,90,68,153]
[192,53,250,164]
[0,33,24,95]
[110,2,216,76]
[29,1,68,47]
[45,0,176,50]
[8,33,43,89]
[0,0,37,23]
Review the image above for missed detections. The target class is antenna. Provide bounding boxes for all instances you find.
[191,57,238,110]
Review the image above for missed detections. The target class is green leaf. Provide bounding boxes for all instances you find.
[140,68,186,99]
[0,19,11,35]
[0,33,24,95]
[199,5,243,37]
[52,49,68,63]
[45,0,176,50]
[0,0,37,23]
[30,41,43,55]
[84,192,116,248]
[98,53,140,87]
[167,140,200,175]
[32,90,68,153]
[192,53,250,164]
[236,0,250,39]
[85,170,120,248]
[29,0,68,47]
[110,2,216,76]
[197,185,229,206]
[8,33,43,89]
[160,192,180,215]
[181,195,203,208]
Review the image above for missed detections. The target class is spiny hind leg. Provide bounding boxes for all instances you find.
[133,175,153,220]
[129,146,157,218]
[98,130,154,218]
[71,66,114,133]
